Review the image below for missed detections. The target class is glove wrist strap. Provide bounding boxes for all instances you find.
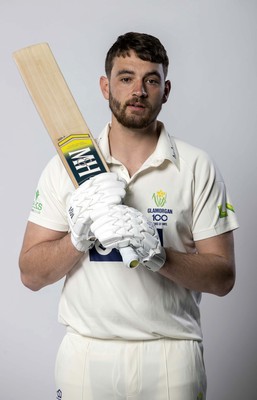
[71,236,95,253]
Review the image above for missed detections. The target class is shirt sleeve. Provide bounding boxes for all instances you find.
[192,151,239,241]
[28,155,74,232]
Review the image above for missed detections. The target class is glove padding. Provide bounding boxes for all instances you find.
[91,204,166,271]
[67,173,126,252]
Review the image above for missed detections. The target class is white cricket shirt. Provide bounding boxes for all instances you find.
[28,122,239,341]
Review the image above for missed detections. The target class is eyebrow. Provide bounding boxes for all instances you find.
[116,69,162,79]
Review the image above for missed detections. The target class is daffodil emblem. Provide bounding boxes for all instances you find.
[152,190,167,207]
[35,190,40,201]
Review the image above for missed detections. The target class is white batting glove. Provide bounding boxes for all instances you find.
[91,205,166,271]
[67,173,126,252]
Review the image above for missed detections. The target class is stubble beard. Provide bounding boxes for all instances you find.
[109,92,162,130]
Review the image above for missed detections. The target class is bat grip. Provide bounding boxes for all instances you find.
[119,247,140,269]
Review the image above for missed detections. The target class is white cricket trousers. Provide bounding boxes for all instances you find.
[55,330,207,400]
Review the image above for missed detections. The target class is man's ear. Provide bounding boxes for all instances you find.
[162,80,171,104]
[100,76,110,100]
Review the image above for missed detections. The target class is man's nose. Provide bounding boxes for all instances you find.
[132,81,147,98]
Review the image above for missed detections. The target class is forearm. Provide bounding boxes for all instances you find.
[19,233,84,291]
[159,247,235,296]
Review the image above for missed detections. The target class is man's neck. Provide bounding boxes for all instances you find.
[108,119,161,177]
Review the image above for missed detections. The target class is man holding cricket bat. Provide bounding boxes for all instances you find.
[19,32,239,399]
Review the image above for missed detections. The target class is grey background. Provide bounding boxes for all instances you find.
[1,0,256,399]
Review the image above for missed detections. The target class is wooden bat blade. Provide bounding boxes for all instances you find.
[13,43,139,269]
[13,43,108,187]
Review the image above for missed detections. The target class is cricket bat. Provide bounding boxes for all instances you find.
[13,42,139,268]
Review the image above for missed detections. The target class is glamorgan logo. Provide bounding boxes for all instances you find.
[147,190,173,226]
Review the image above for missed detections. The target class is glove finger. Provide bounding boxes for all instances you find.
[91,189,126,203]
[70,184,126,211]
[94,230,130,248]
[91,216,139,237]
[72,182,124,198]
[91,209,144,235]
[93,179,126,191]
[80,173,126,192]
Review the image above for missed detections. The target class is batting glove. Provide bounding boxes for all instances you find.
[67,173,126,252]
[91,204,166,271]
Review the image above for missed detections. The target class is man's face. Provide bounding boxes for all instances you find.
[102,51,170,129]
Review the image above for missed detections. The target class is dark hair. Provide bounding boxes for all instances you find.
[105,32,169,78]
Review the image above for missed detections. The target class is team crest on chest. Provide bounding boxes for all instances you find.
[147,189,173,227]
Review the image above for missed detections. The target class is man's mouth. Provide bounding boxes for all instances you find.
[127,101,146,109]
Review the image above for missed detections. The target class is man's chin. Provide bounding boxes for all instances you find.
[118,119,152,130]
[116,112,154,129]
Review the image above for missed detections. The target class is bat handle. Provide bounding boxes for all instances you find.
[119,247,140,269]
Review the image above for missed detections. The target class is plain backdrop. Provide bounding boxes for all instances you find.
[1,0,256,399]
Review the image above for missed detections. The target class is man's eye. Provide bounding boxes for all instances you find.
[146,79,160,85]
[121,77,131,83]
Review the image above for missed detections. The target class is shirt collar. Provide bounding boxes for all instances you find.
[151,122,180,170]
[96,122,180,170]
